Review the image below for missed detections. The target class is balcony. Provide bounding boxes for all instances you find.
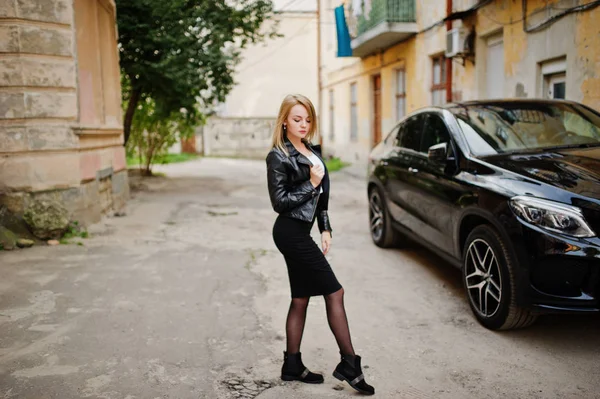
[350,0,417,58]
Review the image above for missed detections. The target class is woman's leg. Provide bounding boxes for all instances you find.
[326,288,375,395]
[286,297,310,354]
[281,296,324,384]
[324,288,355,356]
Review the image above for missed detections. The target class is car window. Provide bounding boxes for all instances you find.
[421,114,450,153]
[449,102,600,155]
[457,118,497,155]
[384,124,401,146]
[398,115,423,151]
[563,111,600,138]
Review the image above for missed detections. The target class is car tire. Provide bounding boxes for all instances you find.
[369,187,399,248]
[462,225,537,330]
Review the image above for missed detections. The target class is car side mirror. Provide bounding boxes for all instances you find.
[428,142,448,164]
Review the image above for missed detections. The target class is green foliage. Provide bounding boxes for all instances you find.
[127,152,198,167]
[60,221,89,245]
[125,95,197,175]
[326,157,351,172]
[116,0,279,144]
[155,153,199,164]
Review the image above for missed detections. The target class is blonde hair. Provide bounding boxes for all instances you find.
[271,94,318,155]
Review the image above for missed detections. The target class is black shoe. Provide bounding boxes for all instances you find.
[333,353,375,395]
[281,351,324,384]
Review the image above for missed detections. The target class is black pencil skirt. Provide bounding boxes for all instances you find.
[272,214,343,298]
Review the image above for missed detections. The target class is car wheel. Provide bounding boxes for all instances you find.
[463,225,537,330]
[369,187,398,248]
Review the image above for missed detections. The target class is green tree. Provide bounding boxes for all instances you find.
[125,95,196,176]
[116,0,278,144]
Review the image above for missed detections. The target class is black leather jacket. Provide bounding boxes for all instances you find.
[266,138,332,234]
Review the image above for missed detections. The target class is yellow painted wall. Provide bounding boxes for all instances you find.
[575,7,600,110]
[468,0,600,107]
[322,0,600,163]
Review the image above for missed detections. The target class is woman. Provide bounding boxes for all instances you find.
[266,94,375,395]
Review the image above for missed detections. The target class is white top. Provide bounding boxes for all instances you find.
[306,152,324,194]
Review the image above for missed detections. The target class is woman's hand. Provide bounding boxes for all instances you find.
[321,231,332,255]
[310,164,324,188]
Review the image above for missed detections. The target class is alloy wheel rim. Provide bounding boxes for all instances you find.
[370,192,384,241]
[465,239,503,318]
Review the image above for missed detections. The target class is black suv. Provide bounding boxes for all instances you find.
[367,99,600,330]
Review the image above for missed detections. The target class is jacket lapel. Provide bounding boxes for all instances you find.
[306,142,326,168]
[305,142,329,194]
[284,137,329,195]
[285,137,313,166]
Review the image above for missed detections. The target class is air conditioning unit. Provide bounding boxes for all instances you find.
[445,27,469,58]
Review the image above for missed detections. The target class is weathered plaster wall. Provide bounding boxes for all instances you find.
[0,0,129,226]
[460,0,600,108]
[202,117,275,159]
[207,11,320,159]
[320,0,600,166]
[217,12,318,118]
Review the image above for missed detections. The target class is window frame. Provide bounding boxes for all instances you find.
[545,73,566,99]
[540,57,567,99]
[431,55,447,106]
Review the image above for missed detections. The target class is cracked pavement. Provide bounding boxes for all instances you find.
[1,157,599,399]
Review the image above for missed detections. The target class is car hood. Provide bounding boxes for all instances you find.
[482,146,600,200]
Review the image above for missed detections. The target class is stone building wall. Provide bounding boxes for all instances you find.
[0,0,128,227]
[202,117,274,159]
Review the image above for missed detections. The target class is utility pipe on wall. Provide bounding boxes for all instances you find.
[317,0,323,148]
[446,0,453,103]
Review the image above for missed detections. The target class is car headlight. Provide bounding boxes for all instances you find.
[509,196,596,238]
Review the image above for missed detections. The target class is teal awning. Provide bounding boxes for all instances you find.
[335,5,353,57]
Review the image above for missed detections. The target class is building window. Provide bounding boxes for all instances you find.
[431,55,447,106]
[350,82,358,141]
[485,32,504,99]
[395,69,406,121]
[541,57,566,99]
[329,89,335,141]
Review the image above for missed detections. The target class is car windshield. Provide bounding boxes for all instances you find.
[450,102,600,156]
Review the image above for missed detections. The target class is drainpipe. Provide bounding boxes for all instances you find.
[317,0,323,148]
[446,0,453,103]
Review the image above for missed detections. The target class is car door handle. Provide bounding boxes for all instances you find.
[408,167,419,173]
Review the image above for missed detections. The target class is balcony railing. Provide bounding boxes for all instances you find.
[350,0,417,57]
[356,0,416,36]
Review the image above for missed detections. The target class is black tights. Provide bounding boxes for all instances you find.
[285,288,355,356]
